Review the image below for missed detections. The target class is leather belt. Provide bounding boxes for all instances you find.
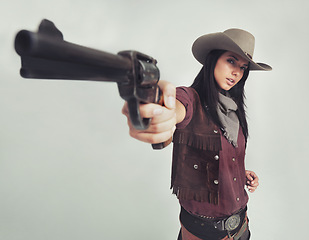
[189,206,247,232]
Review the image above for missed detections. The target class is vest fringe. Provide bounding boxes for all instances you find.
[173,131,221,151]
[172,186,219,205]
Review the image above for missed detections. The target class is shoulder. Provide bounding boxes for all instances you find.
[176,86,196,98]
[176,87,199,129]
[176,86,199,106]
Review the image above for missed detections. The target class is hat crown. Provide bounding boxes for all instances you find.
[191,28,272,71]
[223,28,255,59]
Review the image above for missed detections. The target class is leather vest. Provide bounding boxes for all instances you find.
[171,88,222,205]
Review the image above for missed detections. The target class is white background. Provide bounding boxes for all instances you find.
[1,0,308,239]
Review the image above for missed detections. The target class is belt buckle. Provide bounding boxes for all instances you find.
[225,214,241,231]
[214,220,225,231]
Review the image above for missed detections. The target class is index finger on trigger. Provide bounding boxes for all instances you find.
[158,80,176,109]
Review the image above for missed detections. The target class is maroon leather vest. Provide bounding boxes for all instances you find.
[171,88,222,205]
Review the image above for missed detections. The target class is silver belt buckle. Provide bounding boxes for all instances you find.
[225,214,241,231]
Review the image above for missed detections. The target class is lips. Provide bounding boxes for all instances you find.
[226,78,235,86]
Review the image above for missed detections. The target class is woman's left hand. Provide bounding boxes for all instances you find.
[245,170,259,193]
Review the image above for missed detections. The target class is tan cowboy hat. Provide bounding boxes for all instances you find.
[192,28,272,71]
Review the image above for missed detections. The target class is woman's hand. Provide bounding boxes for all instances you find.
[122,80,177,144]
[245,170,259,193]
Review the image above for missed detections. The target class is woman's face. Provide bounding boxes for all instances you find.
[214,51,249,91]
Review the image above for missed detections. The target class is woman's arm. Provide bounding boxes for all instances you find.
[122,80,186,144]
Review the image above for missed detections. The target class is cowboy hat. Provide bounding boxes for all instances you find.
[192,28,272,71]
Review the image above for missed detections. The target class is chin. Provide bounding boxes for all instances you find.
[217,83,233,91]
[221,86,232,91]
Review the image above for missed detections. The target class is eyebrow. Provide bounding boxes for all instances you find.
[229,55,239,61]
[228,55,249,67]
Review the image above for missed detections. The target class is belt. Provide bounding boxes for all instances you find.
[187,206,247,232]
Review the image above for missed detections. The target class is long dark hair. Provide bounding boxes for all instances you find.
[191,49,250,141]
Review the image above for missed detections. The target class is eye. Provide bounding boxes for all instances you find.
[227,58,235,64]
[240,66,247,71]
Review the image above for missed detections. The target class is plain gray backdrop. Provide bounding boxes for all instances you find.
[1,0,308,239]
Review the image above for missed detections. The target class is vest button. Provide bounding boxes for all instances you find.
[214,180,219,185]
[214,155,219,160]
[232,157,236,162]
[193,164,198,169]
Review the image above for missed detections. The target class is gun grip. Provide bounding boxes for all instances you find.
[152,138,173,149]
[127,88,173,150]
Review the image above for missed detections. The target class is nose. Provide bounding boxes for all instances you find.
[232,67,241,79]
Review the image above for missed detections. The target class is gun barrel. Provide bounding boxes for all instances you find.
[15,29,132,83]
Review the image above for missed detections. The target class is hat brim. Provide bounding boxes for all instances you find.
[192,32,272,71]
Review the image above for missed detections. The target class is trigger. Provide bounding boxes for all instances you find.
[127,98,151,130]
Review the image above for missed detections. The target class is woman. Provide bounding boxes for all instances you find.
[122,28,272,239]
